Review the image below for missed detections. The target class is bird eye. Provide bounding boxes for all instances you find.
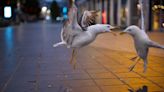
[128,29,132,31]
[106,26,110,28]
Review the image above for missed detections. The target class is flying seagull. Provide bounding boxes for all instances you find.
[53,3,117,69]
[120,25,164,72]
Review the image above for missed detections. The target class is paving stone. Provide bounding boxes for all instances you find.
[100,85,130,92]
[94,79,124,86]
[72,86,101,92]
[90,72,116,79]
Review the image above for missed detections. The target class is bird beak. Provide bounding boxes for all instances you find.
[120,31,127,35]
[106,26,119,36]
[109,26,120,36]
[110,26,116,30]
[110,26,121,30]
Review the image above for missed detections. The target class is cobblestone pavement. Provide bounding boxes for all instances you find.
[0,22,164,92]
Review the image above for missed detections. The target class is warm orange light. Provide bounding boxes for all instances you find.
[102,11,107,24]
[153,15,159,31]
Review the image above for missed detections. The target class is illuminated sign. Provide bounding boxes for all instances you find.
[4,6,12,18]
[63,7,67,14]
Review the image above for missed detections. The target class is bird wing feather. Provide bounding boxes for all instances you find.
[80,10,99,29]
[60,3,84,47]
[67,3,78,22]
[148,40,164,49]
[62,21,81,46]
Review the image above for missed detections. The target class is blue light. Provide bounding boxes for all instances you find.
[63,7,67,14]
[4,6,12,18]
[63,15,68,19]
[4,26,16,72]
[5,26,13,50]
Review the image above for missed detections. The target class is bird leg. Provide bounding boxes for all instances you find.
[72,50,78,70]
[130,56,138,61]
[143,59,148,73]
[129,57,141,72]
[70,49,76,64]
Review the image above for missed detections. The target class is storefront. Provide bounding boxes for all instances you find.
[78,0,164,32]
[152,0,164,32]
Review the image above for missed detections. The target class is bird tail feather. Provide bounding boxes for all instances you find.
[53,41,66,48]
[148,41,164,49]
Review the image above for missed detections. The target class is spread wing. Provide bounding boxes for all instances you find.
[80,10,99,29]
[61,20,81,46]
[148,40,164,49]
[60,3,83,46]
[67,3,77,22]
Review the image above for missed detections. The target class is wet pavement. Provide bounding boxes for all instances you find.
[0,22,164,92]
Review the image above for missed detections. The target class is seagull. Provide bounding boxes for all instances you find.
[120,25,164,72]
[120,0,164,73]
[53,3,117,69]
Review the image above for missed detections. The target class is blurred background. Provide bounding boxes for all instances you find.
[0,1,164,92]
[0,0,163,31]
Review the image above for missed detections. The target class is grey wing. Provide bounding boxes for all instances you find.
[141,47,149,60]
[136,46,149,59]
[62,27,71,44]
[62,26,80,46]
[134,40,148,59]
[147,40,164,49]
[68,3,77,20]
[80,10,99,29]
[61,20,69,42]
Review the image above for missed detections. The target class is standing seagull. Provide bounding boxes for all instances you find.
[120,0,164,72]
[120,25,164,72]
[53,3,117,69]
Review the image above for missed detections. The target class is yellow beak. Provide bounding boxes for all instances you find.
[120,32,127,35]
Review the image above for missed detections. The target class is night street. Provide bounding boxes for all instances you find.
[0,22,164,92]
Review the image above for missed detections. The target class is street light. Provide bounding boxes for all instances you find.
[42,6,47,13]
[4,6,12,18]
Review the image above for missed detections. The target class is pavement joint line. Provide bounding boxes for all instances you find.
[84,69,104,92]
[90,47,121,65]
[1,56,24,92]
[150,69,164,76]
[95,48,164,89]
[95,60,135,90]
[97,61,135,90]
[96,47,164,74]
[92,47,135,90]
[95,48,128,66]
[61,67,74,91]
[76,60,104,92]
[146,65,164,76]
[122,52,164,89]
[133,71,164,90]
[95,47,164,90]
[119,52,164,75]
[35,53,42,92]
[113,49,164,89]
[93,48,129,67]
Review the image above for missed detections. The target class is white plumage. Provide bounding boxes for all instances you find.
[53,3,116,69]
[120,25,164,72]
